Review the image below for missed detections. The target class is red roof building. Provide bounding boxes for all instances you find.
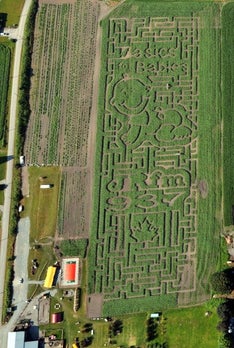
[64,262,76,282]
[60,257,80,288]
[51,312,63,324]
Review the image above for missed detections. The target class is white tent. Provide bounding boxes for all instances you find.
[7,332,25,348]
[7,332,38,348]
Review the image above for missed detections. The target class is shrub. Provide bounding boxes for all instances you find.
[217,301,233,320]
[217,320,229,333]
[219,334,233,348]
[60,239,88,258]
[210,270,234,294]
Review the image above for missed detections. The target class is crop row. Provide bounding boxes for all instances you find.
[57,169,90,238]
[24,0,100,166]
[0,44,10,144]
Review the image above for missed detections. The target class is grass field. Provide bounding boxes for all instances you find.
[222,2,234,227]
[0,0,24,26]
[164,305,220,348]
[88,0,222,316]
[26,167,61,241]
[23,167,60,294]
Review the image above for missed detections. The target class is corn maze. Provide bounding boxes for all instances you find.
[88,2,222,316]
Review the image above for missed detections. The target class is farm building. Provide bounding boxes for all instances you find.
[7,331,38,348]
[51,312,63,323]
[60,257,80,288]
[44,266,56,288]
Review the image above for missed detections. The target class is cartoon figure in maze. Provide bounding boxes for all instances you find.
[109,75,150,145]
[153,105,193,145]
[108,76,194,147]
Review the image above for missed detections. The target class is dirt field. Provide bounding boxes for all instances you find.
[24,0,111,240]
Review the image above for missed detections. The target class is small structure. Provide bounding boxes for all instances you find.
[44,266,56,288]
[40,184,53,189]
[51,312,63,324]
[150,313,161,319]
[19,156,25,166]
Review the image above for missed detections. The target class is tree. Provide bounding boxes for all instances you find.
[219,334,234,348]
[217,320,229,333]
[210,270,234,294]
[146,318,158,341]
[217,301,233,321]
[109,320,123,337]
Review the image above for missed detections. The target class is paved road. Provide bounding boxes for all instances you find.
[0,217,30,347]
[0,0,33,345]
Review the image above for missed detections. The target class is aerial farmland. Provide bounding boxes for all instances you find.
[10,0,234,346]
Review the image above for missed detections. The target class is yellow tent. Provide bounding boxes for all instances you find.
[44,266,56,288]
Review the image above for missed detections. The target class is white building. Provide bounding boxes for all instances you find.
[7,332,38,348]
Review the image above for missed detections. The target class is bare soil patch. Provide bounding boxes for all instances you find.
[198,180,208,198]
[87,294,103,318]
[21,166,29,197]
[39,0,75,4]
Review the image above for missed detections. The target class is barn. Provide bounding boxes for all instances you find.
[60,257,80,288]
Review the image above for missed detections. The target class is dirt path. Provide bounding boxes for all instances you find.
[86,0,113,239]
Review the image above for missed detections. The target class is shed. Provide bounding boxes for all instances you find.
[51,312,63,323]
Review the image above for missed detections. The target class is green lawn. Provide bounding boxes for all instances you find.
[25,166,61,242]
[23,167,61,296]
[165,305,220,348]
[0,0,24,26]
